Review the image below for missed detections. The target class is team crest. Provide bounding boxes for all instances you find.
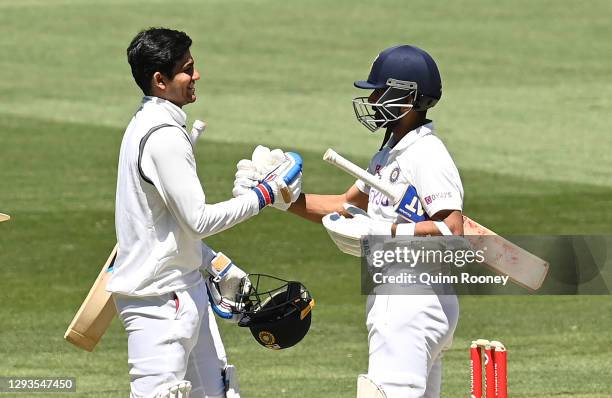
[389,167,400,183]
[258,331,276,345]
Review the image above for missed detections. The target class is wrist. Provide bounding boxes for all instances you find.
[370,220,393,237]
[395,223,416,237]
[252,181,274,209]
[246,190,262,214]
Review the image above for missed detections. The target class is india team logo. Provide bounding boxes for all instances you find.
[389,167,400,183]
[258,331,276,345]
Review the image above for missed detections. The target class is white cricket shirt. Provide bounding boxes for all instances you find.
[356,122,463,223]
[108,96,260,296]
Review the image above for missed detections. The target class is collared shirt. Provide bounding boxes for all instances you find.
[108,97,260,296]
[355,122,463,223]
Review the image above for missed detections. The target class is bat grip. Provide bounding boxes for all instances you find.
[323,148,401,203]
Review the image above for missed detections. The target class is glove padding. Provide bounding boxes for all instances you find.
[252,146,285,175]
[323,204,470,260]
[234,146,302,210]
[205,252,251,323]
[321,204,392,257]
[233,159,260,197]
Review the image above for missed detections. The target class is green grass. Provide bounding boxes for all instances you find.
[1,1,611,397]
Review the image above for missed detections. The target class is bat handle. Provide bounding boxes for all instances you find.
[322,148,337,163]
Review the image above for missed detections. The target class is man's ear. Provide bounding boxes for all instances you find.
[152,72,166,92]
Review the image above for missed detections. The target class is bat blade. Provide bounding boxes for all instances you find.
[64,244,117,351]
[462,217,549,290]
[323,148,549,291]
[0,213,10,222]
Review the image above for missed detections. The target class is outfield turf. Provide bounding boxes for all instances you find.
[1,1,611,397]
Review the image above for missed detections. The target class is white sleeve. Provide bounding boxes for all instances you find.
[140,127,260,239]
[412,143,464,216]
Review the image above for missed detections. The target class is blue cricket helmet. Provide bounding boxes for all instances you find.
[355,45,442,103]
[352,45,442,132]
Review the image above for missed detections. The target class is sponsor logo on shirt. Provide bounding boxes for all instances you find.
[369,188,390,207]
[424,192,452,205]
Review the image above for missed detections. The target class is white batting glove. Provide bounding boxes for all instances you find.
[271,170,301,211]
[251,153,302,210]
[266,148,300,209]
[233,146,303,210]
[232,146,279,198]
[205,252,251,323]
[232,159,260,197]
[252,146,302,211]
[322,204,393,257]
[343,203,393,237]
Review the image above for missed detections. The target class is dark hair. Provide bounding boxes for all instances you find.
[127,28,192,95]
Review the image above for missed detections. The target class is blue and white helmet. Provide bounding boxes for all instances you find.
[353,45,442,132]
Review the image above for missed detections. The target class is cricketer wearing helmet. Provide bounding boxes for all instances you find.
[110,28,302,398]
[233,45,463,398]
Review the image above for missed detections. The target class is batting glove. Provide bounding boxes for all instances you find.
[233,146,303,211]
[322,204,393,257]
[250,156,302,210]
[232,159,260,197]
[205,252,251,323]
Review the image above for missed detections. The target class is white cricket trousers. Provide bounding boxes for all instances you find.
[366,293,459,398]
[113,279,228,398]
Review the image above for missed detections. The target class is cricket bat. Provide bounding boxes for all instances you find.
[0,213,10,222]
[323,148,549,291]
[64,244,117,351]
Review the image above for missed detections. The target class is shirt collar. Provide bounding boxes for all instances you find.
[387,121,434,153]
[142,96,187,127]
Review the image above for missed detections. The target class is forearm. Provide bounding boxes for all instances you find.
[184,195,260,238]
[288,193,348,223]
[392,210,464,237]
[289,184,370,223]
[414,219,462,236]
[143,130,260,239]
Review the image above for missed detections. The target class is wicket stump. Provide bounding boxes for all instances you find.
[470,339,507,398]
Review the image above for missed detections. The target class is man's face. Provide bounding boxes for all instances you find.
[368,87,416,132]
[367,88,385,125]
[368,88,385,104]
[367,88,396,129]
[158,50,201,107]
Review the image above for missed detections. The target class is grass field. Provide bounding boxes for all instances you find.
[1,1,611,397]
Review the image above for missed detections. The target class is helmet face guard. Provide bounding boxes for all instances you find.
[352,79,417,133]
[236,274,315,350]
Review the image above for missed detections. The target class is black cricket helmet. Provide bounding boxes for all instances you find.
[237,274,315,350]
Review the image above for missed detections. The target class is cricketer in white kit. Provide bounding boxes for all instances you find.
[109,28,302,398]
[232,45,463,397]
[354,120,462,398]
